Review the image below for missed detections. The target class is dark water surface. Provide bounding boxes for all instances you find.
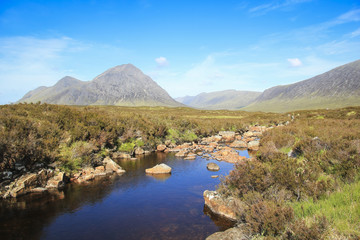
[0,151,249,240]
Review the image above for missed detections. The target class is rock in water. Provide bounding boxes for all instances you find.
[203,190,241,221]
[247,140,260,151]
[135,147,145,155]
[103,157,126,174]
[157,144,167,152]
[229,140,247,148]
[207,163,220,171]
[145,163,172,174]
[219,131,236,142]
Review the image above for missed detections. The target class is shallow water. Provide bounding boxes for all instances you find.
[0,151,249,240]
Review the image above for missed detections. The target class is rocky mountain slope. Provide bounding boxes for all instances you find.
[18,64,182,107]
[175,90,261,110]
[243,59,360,112]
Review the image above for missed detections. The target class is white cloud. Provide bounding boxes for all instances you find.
[155,56,169,67]
[287,58,303,67]
[337,9,360,22]
[249,0,312,14]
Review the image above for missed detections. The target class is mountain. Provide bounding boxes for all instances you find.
[243,60,360,112]
[18,64,182,107]
[175,90,261,110]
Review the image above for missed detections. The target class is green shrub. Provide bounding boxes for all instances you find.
[118,142,135,153]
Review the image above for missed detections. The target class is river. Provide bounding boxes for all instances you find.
[0,150,249,240]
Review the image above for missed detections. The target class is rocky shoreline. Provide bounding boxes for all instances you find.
[0,157,125,199]
[1,125,270,199]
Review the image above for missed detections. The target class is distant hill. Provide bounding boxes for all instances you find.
[243,59,360,112]
[175,90,261,110]
[18,64,182,107]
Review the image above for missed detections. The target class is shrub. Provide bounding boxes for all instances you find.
[59,141,97,173]
[118,142,135,153]
[244,199,294,237]
[285,216,328,240]
[222,160,273,198]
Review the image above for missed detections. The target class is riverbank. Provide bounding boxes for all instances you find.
[0,124,274,199]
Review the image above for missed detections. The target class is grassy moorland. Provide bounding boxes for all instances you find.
[218,107,360,239]
[0,103,287,173]
[1,103,359,239]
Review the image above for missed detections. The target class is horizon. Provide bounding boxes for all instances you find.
[1,0,360,104]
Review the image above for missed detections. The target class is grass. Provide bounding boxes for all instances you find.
[291,180,360,236]
[185,115,244,119]
[242,96,360,113]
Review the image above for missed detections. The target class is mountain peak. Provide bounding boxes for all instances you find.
[54,76,83,88]
[18,63,182,107]
[106,64,142,74]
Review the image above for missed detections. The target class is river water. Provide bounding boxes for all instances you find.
[0,150,249,240]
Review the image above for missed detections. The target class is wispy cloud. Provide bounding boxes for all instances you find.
[249,0,312,14]
[0,36,89,103]
[287,58,302,67]
[349,27,360,38]
[155,56,169,67]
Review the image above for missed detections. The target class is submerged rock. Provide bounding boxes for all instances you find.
[145,163,172,174]
[207,163,220,171]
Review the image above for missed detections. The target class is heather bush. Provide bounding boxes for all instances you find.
[284,216,328,240]
[244,199,294,237]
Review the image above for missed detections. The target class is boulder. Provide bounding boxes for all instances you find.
[3,173,38,198]
[185,153,197,160]
[175,150,187,157]
[247,140,260,151]
[243,131,255,138]
[46,171,66,189]
[134,147,145,155]
[157,144,167,152]
[206,227,247,240]
[229,140,247,148]
[211,147,246,163]
[112,152,131,159]
[103,157,126,174]
[249,126,266,132]
[203,190,241,221]
[145,163,172,174]
[219,131,236,142]
[201,136,222,144]
[207,163,220,171]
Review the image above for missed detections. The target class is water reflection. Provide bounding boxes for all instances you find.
[0,151,244,240]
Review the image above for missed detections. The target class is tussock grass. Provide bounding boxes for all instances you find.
[292,180,360,237]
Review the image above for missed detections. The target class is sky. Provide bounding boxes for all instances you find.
[0,0,360,104]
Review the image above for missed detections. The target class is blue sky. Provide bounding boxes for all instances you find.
[0,0,360,104]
